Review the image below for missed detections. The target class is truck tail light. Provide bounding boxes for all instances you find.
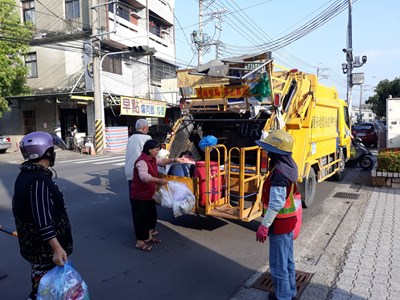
[273,93,281,107]
[261,152,268,171]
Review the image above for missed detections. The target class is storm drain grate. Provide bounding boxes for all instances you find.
[252,270,313,299]
[333,192,360,199]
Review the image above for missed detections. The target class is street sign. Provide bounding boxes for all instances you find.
[351,73,365,85]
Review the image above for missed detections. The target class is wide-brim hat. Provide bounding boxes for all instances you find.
[255,139,291,155]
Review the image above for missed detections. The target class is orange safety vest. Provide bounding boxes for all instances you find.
[262,169,297,219]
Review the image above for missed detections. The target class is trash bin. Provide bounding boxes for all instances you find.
[194,161,222,206]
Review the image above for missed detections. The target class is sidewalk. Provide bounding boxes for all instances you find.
[232,177,400,299]
[330,187,400,300]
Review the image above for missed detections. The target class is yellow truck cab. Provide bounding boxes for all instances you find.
[162,52,351,221]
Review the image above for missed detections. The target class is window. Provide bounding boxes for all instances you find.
[103,56,122,75]
[25,52,38,78]
[66,0,80,19]
[22,0,35,24]
[150,57,177,82]
[23,111,36,135]
[108,2,130,22]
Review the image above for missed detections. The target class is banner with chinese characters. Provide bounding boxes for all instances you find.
[195,85,250,99]
[120,97,166,117]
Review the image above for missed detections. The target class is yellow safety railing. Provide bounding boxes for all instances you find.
[203,144,265,222]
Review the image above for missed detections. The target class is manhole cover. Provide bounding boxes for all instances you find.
[252,270,313,299]
[333,192,360,199]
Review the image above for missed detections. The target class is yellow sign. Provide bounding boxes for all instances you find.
[120,97,166,117]
[195,85,249,99]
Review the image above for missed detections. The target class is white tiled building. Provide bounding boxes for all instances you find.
[2,0,177,150]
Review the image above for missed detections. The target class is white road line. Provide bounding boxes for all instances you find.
[93,159,125,165]
[58,156,125,164]
[113,162,125,166]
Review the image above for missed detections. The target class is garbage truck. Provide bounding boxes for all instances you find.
[160,52,351,222]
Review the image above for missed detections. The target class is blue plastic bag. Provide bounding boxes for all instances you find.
[198,135,218,151]
[37,261,90,300]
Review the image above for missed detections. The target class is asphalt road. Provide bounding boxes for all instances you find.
[0,150,370,300]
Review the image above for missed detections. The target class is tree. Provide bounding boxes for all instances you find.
[0,0,33,117]
[365,78,400,119]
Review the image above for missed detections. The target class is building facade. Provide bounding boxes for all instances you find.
[2,0,177,151]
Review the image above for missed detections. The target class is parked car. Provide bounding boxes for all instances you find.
[0,135,11,153]
[351,122,379,147]
[375,120,387,131]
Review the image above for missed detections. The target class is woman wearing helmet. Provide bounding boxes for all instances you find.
[255,130,299,300]
[12,131,72,300]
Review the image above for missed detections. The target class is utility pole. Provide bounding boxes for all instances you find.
[346,0,353,115]
[342,0,367,123]
[146,0,151,98]
[91,0,105,154]
[198,0,203,66]
[358,84,363,123]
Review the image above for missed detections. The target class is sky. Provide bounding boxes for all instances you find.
[174,0,400,106]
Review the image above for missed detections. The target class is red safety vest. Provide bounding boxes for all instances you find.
[262,169,297,219]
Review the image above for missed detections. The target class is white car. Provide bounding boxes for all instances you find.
[0,135,11,153]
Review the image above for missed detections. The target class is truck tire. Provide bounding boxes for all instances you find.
[332,150,345,181]
[298,168,316,208]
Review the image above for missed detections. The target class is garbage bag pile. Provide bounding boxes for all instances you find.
[154,181,195,217]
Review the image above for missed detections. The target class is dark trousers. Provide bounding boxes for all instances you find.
[29,262,55,299]
[130,199,157,241]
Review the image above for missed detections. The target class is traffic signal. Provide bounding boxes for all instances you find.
[127,45,156,56]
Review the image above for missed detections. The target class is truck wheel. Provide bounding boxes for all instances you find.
[332,151,345,181]
[298,168,316,208]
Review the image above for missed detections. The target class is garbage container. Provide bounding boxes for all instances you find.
[194,161,222,206]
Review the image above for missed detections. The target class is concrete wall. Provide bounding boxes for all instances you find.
[28,45,84,92]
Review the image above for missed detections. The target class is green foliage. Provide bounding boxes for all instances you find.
[377,148,400,173]
[0,0,33,117]
[365,78,400,118]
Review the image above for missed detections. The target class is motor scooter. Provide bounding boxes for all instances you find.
[346,136,373,170]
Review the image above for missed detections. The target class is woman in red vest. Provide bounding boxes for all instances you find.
[255,130,299,300]
[130,139,184,252]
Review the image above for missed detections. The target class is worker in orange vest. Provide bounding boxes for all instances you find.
[255,130,299,300]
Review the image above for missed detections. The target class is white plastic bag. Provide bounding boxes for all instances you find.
[168,181,195,217]
[154,185,173,208]
[155,181,195,216]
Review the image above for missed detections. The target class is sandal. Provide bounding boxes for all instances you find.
[145,237,161,244]
[136,242,152,252]
[151,230,159,236]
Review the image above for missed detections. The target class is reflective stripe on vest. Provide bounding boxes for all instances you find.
[262,169,297,218]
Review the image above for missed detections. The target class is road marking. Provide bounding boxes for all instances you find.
[93,159,125,165]
[58,156,125,164]
[113,162,125,166]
